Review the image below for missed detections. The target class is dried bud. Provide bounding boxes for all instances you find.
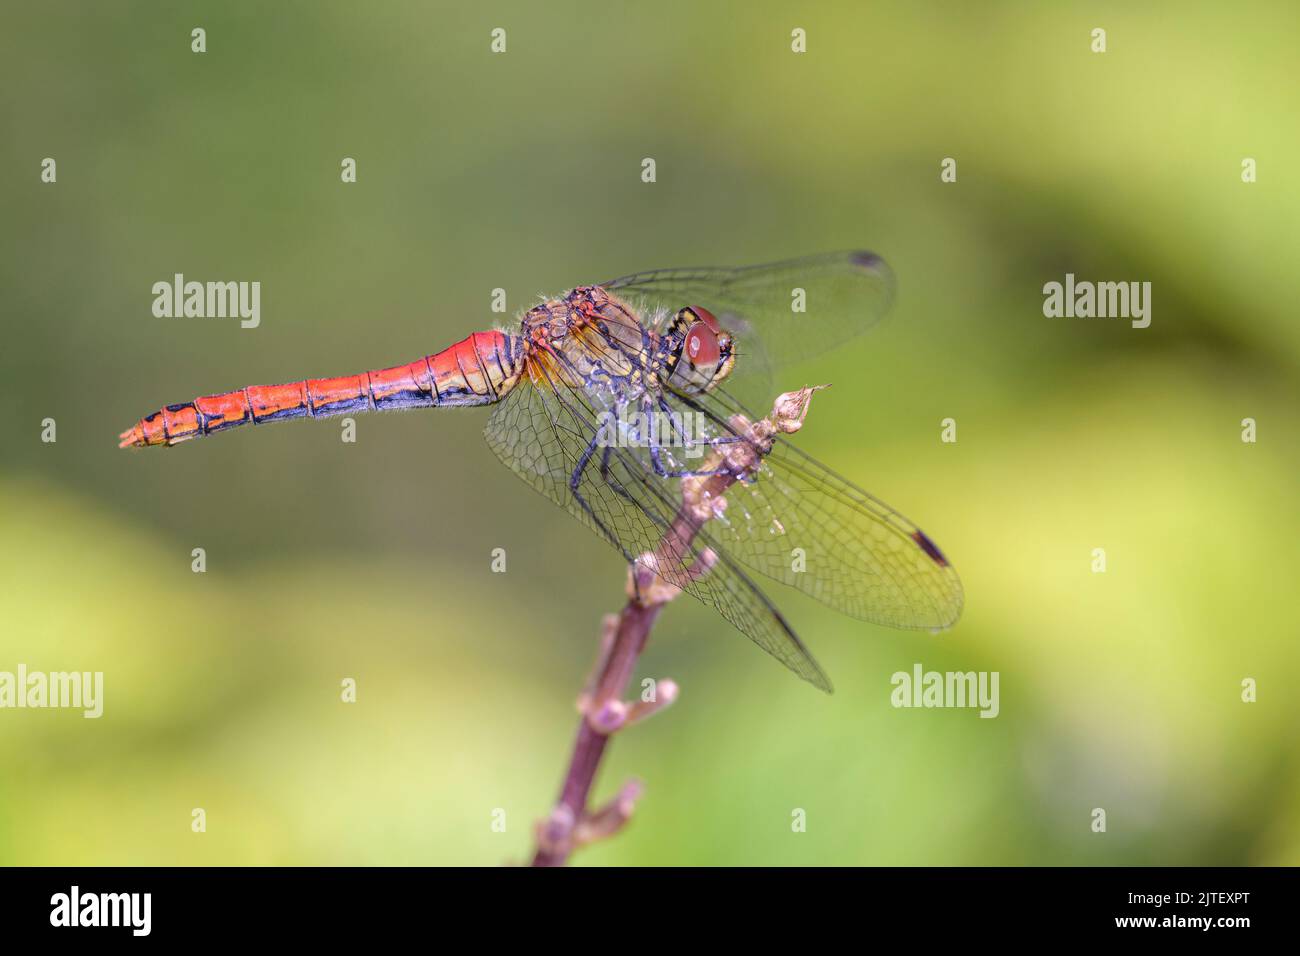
[535,804,576,853]
[771,384,829,434]
[573,778,645,847]
[588,698,628,734]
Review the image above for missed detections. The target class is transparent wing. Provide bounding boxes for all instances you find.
[483,369,833,692]
[482,371,662,563]
[598,250,896,406]
[649,384,963,630]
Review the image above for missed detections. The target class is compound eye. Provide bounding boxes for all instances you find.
[686,321,721,365]
[688,305,721,332]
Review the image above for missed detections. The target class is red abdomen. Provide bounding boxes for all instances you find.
[119,331,522,447]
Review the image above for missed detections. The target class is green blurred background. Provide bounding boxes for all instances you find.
[2,1,1297,865]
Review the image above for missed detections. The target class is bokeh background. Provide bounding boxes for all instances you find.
[2,1,1297,865]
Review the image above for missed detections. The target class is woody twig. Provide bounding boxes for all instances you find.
[529,385,825,867]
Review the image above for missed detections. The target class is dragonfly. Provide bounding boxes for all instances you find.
[119,251,963,691]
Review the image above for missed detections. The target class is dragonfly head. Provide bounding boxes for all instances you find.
[666,306,735,393]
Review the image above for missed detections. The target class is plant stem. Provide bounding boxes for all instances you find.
[528,385,823,867]
[530,600,660,867]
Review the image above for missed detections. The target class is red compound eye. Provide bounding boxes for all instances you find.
[682,306,722,365]
[686,322,720,365]
[689,306,720,332]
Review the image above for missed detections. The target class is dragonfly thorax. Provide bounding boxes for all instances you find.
[516,286,735,403]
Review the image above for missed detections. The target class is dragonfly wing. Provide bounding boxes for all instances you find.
[656,385,964,630]
[598,250,896,407]
[483,374,664,560]
[483,376,833,692]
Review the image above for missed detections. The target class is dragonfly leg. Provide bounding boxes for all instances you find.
[648,441,732,479]
[570,433,635,563]
[598,445,623,494]
[658,394,743,434]
[598,446,675,542]
[654,394,747,461]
